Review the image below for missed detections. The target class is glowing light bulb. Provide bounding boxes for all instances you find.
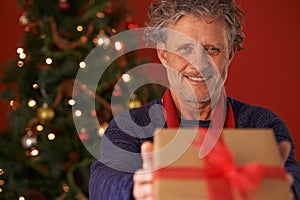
[122,73,131,82]
[17,48,24,54]
[30,147,39,157]
[19,52,26,59]
[36,125,44,132]
[47,132,56,140]
[33,83,39,89]
[74,110,82,117]
[68,99,76,106]
[17,61,24,68]
[77,26,83,32]
[79,62,86,69]
[27,99,37,108]
[114,41,123,51]
[45,58,53,64]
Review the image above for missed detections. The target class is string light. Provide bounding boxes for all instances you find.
[36,124,44,132]
[9,99,18,109]
[114,41,123,51]
[17,48,24,54]
[79,62,86,69]
[94,30,110,47]
[22,135,37,148]
[45,58,53,64]
[74,110,82,117]
[27,99,37,108]
[122,73,131,82]
[19,52,27,60]
[47,132,56,141]
[68,99,76,106]
[17,61,24,68]
[76,25,83,32]
[32,83,39,89]
[25,147,39,157]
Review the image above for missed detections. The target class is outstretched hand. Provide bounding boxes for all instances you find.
[133,141,154,200]
[278,140,294,185]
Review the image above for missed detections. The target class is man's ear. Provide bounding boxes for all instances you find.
[156,42,168,67]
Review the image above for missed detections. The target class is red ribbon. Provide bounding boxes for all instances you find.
[153,135,286,200]
[203,138,286,200]
[153,162,286,200]
[159,89,287,200]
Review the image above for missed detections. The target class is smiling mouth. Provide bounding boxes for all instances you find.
[185,75,210,82]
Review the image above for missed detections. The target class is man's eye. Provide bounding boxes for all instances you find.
[204,45,220,56]
[177,45,192,53]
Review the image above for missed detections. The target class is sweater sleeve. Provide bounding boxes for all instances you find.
[229,97,300,199]
[88,115,143,200]
[88,101,163,200]
[257,109,300,199]
[89,161,135,200]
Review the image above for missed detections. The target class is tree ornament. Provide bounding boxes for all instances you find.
[37,103,55,123]
[58,0,70,11]
[128,94,142,109]
[21,134,37,149]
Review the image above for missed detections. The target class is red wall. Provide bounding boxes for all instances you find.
[0,1,22,131]
[1,0,299,160]
[126,0,300,160]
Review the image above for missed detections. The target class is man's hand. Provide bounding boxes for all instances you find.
[278,140,294,185]
[133,141,154,200]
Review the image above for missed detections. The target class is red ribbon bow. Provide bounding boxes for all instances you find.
[203,138,269,200]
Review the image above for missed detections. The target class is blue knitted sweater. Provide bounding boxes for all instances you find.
[89,97,300,200]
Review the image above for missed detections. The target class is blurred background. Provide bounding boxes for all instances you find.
[0,0,299,199]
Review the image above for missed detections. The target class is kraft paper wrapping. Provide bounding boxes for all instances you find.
[153,129,293,200]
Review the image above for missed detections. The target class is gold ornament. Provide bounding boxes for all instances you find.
[37,104,55,123]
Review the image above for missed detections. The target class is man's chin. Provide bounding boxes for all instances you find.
[174,89,211,104]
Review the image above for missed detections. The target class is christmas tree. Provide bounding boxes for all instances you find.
[0,0,163,199]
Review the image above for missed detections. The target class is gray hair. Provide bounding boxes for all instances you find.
[145,0,245,51]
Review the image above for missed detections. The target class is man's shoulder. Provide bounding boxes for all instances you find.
[227,97,280,128]
[114,98,164,127]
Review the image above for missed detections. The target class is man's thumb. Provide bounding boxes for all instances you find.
[141,141,153,170]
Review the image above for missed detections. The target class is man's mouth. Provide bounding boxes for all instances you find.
[185,75,209,82]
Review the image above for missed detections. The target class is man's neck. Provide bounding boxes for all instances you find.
[171,93,213,121]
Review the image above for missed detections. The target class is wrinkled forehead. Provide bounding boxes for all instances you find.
[163,16,229,46]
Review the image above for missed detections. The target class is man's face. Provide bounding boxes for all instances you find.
[157,15,233,103]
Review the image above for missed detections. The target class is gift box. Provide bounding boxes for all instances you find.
[153,128,293,200]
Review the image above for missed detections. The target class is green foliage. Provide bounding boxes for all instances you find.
[0,0,165,199]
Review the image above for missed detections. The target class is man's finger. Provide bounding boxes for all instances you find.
[141,141,153,170]
[133,169,152,183]
[278,140,291,163]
